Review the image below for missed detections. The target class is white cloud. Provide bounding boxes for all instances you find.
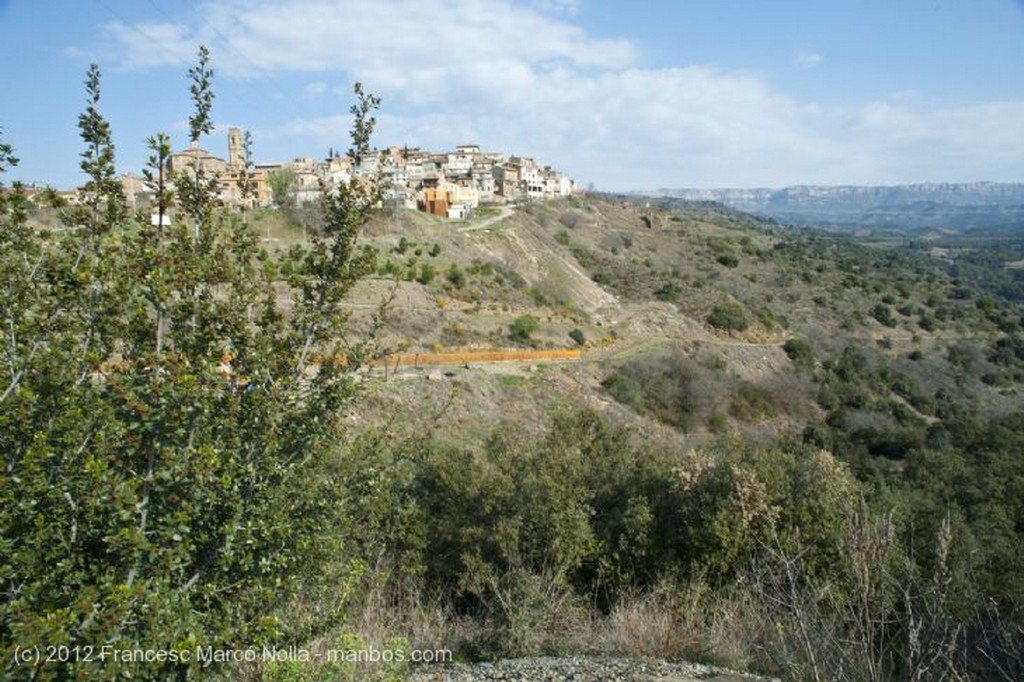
[101,21,198,69]
[303,81,328,99]
[94,0,1024,188]
[848,100,1024,182]
[277,114,349,139]
[530,0,581,15]
[102,0,635,76]
[794,51,823,69]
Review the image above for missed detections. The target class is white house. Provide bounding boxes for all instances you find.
[472,163,496,202]
[521,166,545,199]
[446,152,474,175]
[447,203,470,219]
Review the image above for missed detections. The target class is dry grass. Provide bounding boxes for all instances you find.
[581,582,767,672]
[376,347,582,367]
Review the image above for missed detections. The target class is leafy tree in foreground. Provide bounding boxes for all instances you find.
[1,50,382,680]
[75,63,128,235]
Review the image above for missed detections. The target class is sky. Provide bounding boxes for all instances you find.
[1,0,1023,190]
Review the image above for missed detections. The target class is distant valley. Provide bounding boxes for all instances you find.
[652,181,1024,232]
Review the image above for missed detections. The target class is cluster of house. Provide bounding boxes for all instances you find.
[117,129,576,220]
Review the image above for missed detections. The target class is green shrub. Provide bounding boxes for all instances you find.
[601,352,713,431]
[754,305,781,330]
[729,382,776,420]
[417,263,436,285]
[379,258,401,277]
[654,281,682,302]
[410,410,664,654]
[509,314,539,342]
[568,328,586,346]
[707,302,749,332]
[919,314,938,332]
[468,259,494,276]
[871,303,897,327]
[396,236,413,254]
[716,254,739,268]
[783,338,815,370]
[446,264,466,289]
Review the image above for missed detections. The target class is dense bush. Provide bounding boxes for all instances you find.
[384,411,660,655]
[601,352,712,431]
[396,235,413,254]
[446,263,467,289]
[871,303,897,327]
[782,337,815,370]
[707,302,750,332]
[327,401,1024,678]
[509,314,539,342]
[416,262,436,285]
[358,409,864,659]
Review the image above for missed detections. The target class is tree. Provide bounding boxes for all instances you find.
[268,167,297,208]
[236,129,257,214]
[0,132,35,407]
[176,44,219,242]
[347,82,380,168]
[74,63,127,234]
[141,132,173,353]
[0,127,18,172]
[1,51,383,679]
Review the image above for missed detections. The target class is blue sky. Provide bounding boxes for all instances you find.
[1,0,1023,190]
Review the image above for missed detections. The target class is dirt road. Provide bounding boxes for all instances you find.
[457,205,515,232]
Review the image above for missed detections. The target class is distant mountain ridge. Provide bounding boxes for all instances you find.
[652,182,1024,231]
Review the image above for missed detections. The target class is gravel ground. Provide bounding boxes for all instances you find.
[406,656,779,682]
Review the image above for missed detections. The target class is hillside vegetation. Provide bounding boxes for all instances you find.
[3,50,1023,682]
[322,192,1024,681]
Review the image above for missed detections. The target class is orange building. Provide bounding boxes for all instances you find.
[421,187,454,216]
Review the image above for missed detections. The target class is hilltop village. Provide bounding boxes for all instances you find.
[117,128,576,220]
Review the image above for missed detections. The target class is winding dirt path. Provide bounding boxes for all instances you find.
[456,204,515,232]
